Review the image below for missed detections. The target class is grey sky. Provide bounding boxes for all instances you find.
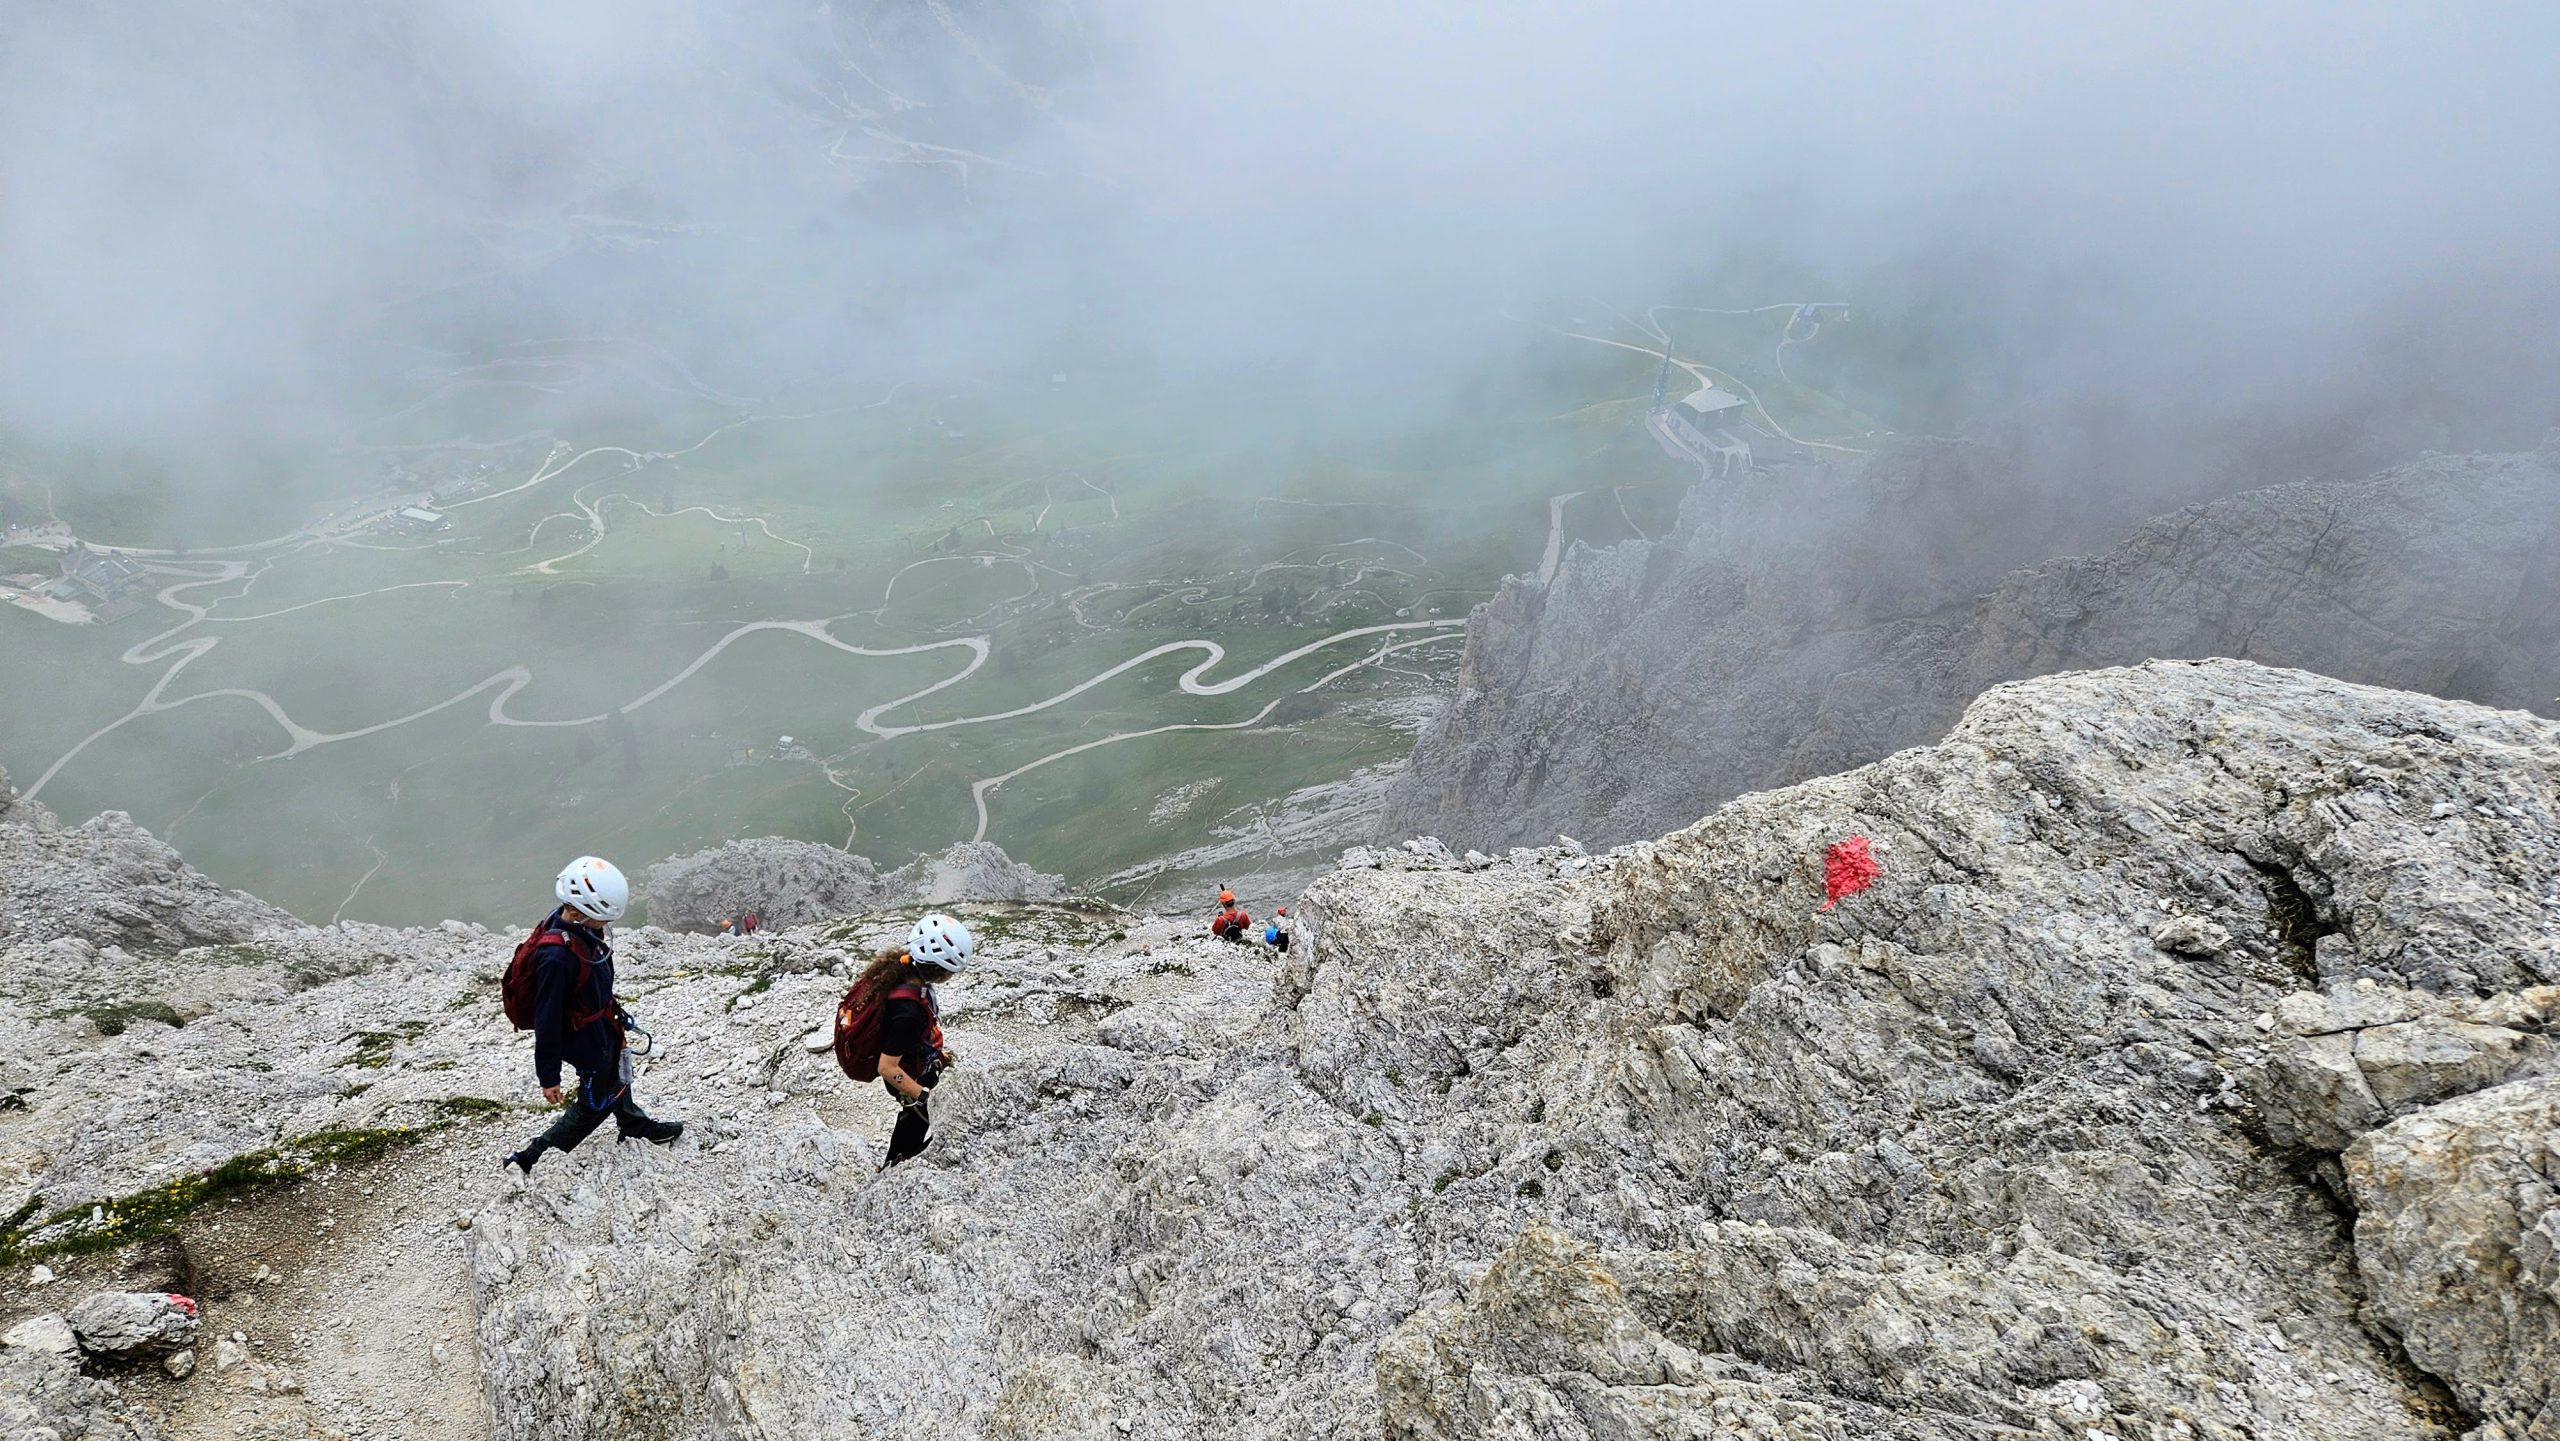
[3,1,2554,447]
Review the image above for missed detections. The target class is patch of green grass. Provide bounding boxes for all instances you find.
[431,1096,514,1121]
[1516,1178,1544,1199]
[1361,1111,1384,1128]
[342,1021,427,1069]
[8,314,1919,929]
[1543,1149,1564,1172]
[0,1126,434,1263]
[1432,1168,1462,1194]
[726,973,776,1011]
[0,543,61,574]
[83,1001,186,1036]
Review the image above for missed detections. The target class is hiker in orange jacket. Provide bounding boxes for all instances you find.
[1211,888,1252,943]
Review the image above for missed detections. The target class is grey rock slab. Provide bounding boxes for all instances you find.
[2346,1072,2560,1441]
[11,659,2560,1440]
[67,1291,200,1355]
[3,1313,78,1356]
[640,837,1062,931]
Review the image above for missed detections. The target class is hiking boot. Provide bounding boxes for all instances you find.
[502,1149,536,1177]
[621,1118,683,1146]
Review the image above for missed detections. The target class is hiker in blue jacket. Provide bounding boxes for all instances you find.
[504,856,682,1174]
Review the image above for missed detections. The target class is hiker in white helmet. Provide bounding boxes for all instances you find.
[502,856,683,1175]
[834,913,973,1168]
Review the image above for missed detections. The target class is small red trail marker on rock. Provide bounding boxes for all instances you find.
[1820,836,1881,911]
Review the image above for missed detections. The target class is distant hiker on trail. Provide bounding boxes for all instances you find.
[1211,889,1251,943]
[1264,906,1293,955]
[831,913,974,1169]
[739,909,761,935]
[501,856,683,1176]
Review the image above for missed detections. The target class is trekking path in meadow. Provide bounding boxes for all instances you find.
[1562,326,1870,456]
[513,487,817,575]
[1549,299,1872,456]
[22,371,1473,861]
[29,574,1468,847]
[957,626,1466,842]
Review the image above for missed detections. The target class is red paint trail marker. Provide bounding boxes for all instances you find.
[1820,836,1882,911]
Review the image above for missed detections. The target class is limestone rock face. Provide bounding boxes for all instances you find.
[0,781,295,948]
[1381,446,2560,853]
[66,1291,199,1355]
[882,840,1069,909]
[2251,984,2560,1150]
[0,1343,162,1440]
[639,838,1063,929]
[4,1312,78,1355]
[2346,1075,2560,1441]
[11,659,2560,1441]
[458,661,2560,1439]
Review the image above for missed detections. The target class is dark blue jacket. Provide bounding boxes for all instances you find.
[529,908,619,1089]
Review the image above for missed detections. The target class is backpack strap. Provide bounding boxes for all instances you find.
[540,928,611,1031]
[884,982,941,1051]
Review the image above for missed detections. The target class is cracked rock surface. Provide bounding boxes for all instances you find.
[640,837,1065,930]
[464,661,2559,1438]
[9,659,2560,1439]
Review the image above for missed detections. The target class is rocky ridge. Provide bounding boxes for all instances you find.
[1381,440,2560,854]
[0,763,295,952]
[448,660,2560,1439]
[640,836,1066,930]
[5,660,2559,1439]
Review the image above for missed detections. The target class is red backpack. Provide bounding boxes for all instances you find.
[501,925,601,1031]
[833,981,934,1081]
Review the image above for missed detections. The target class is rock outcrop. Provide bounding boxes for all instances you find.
[450,661,2559,1439]
[640,837,1065,930]
[9,660,2560,1440]
[65,1291,198,1356]
[0,766,294,950]
[0,1340,160,1441]
[1381,442,2560,853]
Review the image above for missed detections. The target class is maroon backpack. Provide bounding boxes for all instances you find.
[833,981,934,1081]
[501,925,603,1031]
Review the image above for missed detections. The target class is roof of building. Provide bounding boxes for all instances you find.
[397,507,445,524]
[1678,386,1748,418]
[61,548,145,583]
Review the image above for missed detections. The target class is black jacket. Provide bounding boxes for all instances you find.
[529,908,619,1088]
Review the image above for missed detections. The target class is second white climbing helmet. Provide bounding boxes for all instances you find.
[554,855,629,922]
[906,912,975,971]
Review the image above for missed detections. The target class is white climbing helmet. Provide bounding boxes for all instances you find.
[554,856,629,923]
[906,912,975,972]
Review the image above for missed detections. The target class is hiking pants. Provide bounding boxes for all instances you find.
[884,1085,933,1167]
[520,1074,665,1160]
